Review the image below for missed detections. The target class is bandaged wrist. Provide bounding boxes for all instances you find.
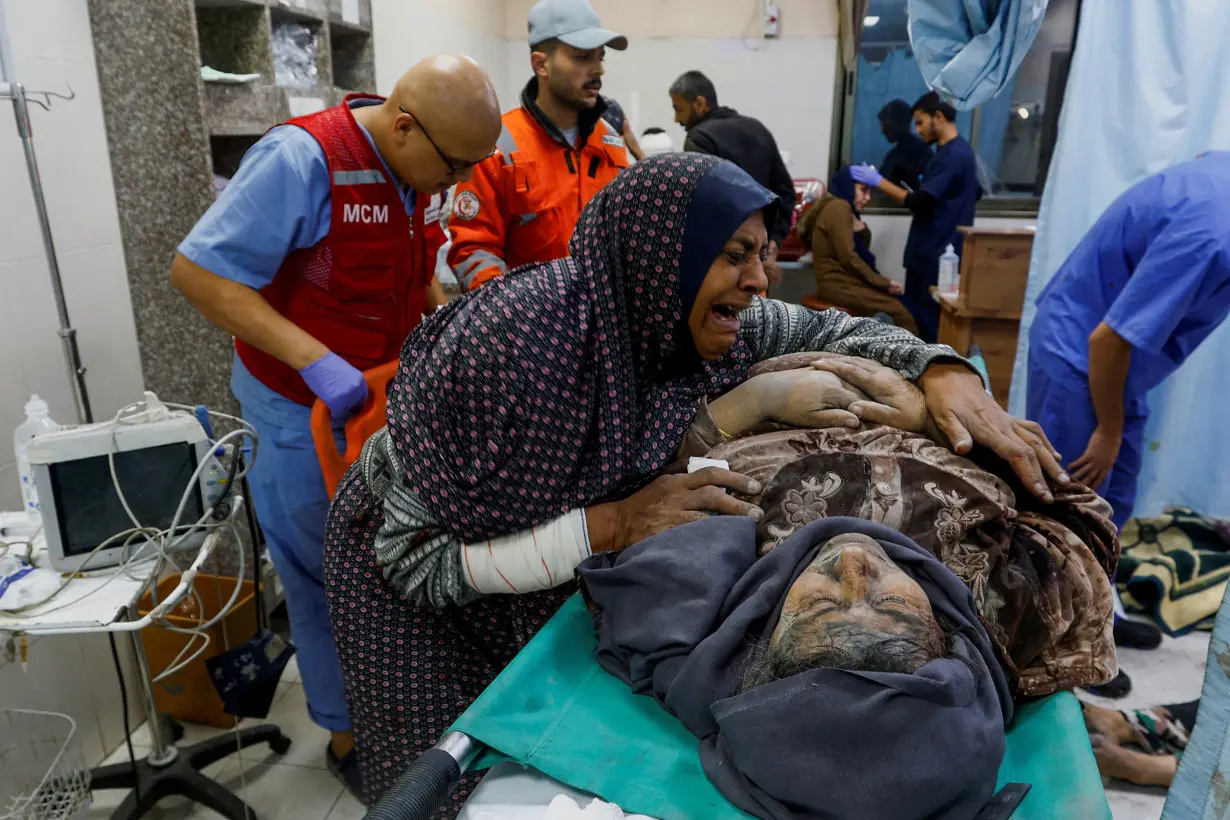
[460,509,591,595]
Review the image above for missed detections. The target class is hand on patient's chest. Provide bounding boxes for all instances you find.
[807,354,930,433]
[748,368,867,430]
[743,352,929,434]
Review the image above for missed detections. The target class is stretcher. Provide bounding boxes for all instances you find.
[317,367,1111,820]
[363,595,1113,820]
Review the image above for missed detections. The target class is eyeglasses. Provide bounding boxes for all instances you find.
[400,106,494,176]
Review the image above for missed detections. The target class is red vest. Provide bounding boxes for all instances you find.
[235,94,428,406]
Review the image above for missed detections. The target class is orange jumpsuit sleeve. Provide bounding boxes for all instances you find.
[446,155,511,291]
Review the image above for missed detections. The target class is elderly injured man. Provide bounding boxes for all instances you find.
[575,353,1120,820]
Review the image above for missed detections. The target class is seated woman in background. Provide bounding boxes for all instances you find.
[321,154,1065,809]
[800,166,918,333]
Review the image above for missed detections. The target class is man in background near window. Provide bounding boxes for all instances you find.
[877,99,932,191]
[447,0,631,291]
[671,70,796,284]
[852,92,979,341]
[168,55,502,799]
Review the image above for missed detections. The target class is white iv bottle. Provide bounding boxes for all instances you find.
[937,244,961,295]
[13,395,60,524]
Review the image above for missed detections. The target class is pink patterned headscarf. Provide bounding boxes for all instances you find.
[388,154,771,541]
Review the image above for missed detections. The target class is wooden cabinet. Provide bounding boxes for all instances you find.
[936,227,1036,408]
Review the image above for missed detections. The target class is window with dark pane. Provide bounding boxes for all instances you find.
[839,0,1079,210]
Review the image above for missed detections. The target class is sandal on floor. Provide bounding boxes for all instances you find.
[1083,669,1132,699]
[327,744,367,804]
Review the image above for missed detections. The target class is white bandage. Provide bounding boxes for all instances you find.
[688,456,729,473]
[460,509,591,595]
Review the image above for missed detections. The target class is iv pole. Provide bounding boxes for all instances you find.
[1,79,92,424]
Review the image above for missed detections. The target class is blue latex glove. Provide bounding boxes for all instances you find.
[299,353,369,417]
[850,164,884,187]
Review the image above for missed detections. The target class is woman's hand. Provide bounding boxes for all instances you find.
[807,355,927,432]
[586,468,764,551]
[750,369,865,429]
[709,370,862,438]
[887,281,905,296]
[917,363,1069,502]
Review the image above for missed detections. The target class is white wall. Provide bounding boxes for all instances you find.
[371,0,509,103]
[0,0,144,510]
[862,215,1037,284]
[503,0,841,178]
[368,0,841,176]
[0,3,149,764]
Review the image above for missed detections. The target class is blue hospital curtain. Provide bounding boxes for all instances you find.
[1008,0,1230,520]
[908,0,1049,108]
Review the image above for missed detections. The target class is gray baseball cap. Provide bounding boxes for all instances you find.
[527,0,628,51]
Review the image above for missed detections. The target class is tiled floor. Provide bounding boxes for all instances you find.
[1082,626,1212,820]
[87,629,1215,820]
[87,656,363,820]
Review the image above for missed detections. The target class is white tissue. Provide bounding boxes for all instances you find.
[543,795,658,820]
[687,456,729,474]
[0,557,62,612]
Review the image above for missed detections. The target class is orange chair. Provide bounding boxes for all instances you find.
[311,360,400,497]
[800,295,851,314]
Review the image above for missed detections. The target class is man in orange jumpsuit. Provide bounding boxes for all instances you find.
[448,0,631,289]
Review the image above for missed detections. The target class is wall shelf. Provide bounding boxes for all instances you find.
[202,82,283,135]
[269,0,328,23]
[88,0,378,414]
[327,0,372,31]
[210,135,263,179]
[329,25,375,92]
[194,0,266,8]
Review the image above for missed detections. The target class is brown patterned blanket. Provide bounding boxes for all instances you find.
[706,357,1121,697]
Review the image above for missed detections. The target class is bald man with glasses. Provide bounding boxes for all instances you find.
[169,54,502,799]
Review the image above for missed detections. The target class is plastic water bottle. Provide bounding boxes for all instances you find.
[937,244,961,295]
[13,395,60,524]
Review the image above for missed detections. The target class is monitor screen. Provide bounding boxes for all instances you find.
[48,442,205,558]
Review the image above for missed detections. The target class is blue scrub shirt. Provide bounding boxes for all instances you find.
[1030,151,1230,397]
[903,134,980,272]
[175,98,417,733]
[178,98,415,289]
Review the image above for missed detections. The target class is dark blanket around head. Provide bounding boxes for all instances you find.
[576,516,1014,820]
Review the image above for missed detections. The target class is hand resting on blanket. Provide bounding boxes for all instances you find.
[713,351,931,438]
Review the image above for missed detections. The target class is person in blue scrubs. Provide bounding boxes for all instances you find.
[852,91,981,341]
[169,57,502,795]
[1027,152,1230,532]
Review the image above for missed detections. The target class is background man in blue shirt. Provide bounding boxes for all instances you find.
[852,91,981,341]
[1027,152,1230,531]
[170,54,502,795]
